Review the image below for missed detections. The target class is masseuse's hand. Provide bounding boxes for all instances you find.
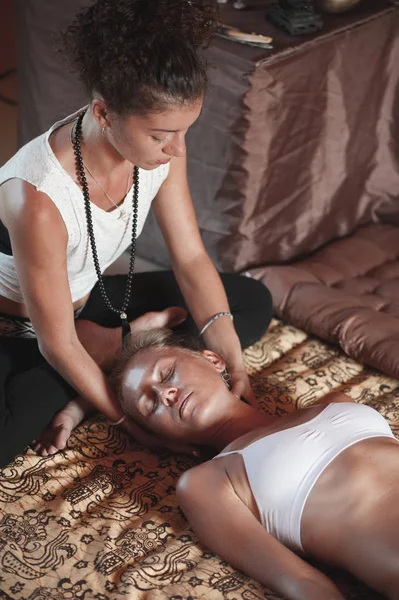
[229,367,256,406]
[120,416,201,458]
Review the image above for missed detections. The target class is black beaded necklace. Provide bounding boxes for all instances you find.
[72,110,139,342]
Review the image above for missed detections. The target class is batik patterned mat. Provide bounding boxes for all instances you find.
[0,319,396,600]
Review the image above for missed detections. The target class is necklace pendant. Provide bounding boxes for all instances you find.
[118,210,129,223]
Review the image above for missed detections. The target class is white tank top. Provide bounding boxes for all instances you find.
[0,107,169,303]
[215,402,395,553]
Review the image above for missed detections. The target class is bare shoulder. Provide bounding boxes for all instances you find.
[2,177,56,213]
[167,154,187,179]
[177,459,228,502]
[157,154,188,194]
[0,178,66,234]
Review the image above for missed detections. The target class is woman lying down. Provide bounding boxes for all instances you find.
[111,329,399,600]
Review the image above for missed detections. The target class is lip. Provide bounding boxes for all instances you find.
[156,159,171,165]
[179,391,193,419]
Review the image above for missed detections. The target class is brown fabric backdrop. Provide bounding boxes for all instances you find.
[137,1,399,271]
[15,0,88,146]
[15,1,399,272]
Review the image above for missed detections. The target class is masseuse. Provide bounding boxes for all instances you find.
[0,0,272,467]
[113,328,399,600]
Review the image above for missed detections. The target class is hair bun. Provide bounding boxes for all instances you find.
[92,0,218,50]
[140,0,218,49]
[62,0,218,114]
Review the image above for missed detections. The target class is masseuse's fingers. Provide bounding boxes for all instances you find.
[166,306,188,328]
[230,371,256,406]
[120,416,201,458]
[129,307,187,335]
[163,439,201,459]
[121,416,164,448]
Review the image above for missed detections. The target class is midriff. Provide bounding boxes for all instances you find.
[301,436,399,564]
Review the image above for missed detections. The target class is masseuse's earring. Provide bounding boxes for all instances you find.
[221,369,231,390]
[101,125,106,138]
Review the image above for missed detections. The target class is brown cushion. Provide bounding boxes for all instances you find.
[254,224,399,379]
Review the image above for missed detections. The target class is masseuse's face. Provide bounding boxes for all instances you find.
[120,347,233,443]
[101,99,203,170]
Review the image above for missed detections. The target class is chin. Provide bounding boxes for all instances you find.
[136,162,165,171]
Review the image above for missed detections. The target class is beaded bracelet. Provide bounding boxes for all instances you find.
[200,312,234,336]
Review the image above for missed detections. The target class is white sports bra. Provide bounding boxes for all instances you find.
[0,107,169,303]
[215,402,395,553]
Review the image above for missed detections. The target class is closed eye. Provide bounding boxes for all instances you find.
[161,367,174,383]
[149,392,159,415]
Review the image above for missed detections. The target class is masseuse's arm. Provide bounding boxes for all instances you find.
[1,179,122,422]
[177,464,345,600]
[153,155,254,403]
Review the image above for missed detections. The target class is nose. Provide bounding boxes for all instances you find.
[164,132,186,158]
[159,385,179,407]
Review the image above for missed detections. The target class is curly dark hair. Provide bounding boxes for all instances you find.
[61,0,219,116]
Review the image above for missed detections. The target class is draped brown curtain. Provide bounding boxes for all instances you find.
[16,0,399,272]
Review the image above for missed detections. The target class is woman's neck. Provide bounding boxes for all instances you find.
[209,403,272,451]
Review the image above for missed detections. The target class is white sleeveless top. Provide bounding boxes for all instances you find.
[0,108,169,303]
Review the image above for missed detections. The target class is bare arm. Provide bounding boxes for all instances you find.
[153,156,254,402]
[177,463,345,600]
[1,179,122,421]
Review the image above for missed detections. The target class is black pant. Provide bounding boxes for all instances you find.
[0,272,272,468]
